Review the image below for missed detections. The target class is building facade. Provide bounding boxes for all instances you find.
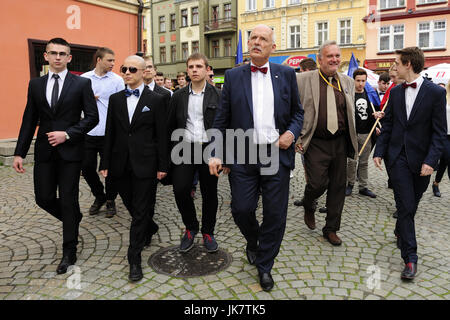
[238,0,367,70]
[363,0,450,72]
[0,0,141,140]
[151,0,237,80]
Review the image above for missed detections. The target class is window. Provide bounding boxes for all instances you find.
[316,22,328,46]
[418,20,446,49]
[212,40,220,58]
[170,14,176,31]
[247,0,256,11]
[289,0,301,4]
[212,6,219,22]
[192,41,199,54]
[339,19,351,45]
[192,7,199,25]
[181,9,188,27]
[380,0,405,9]
[224,39,232,56]
[171,45,177,63]
[417,0,444,4]
[182,42,189,60]
[290,25,301,48]
[159,16,165,33]
[160,47,166,63]
[224,3,232,20]
[264,0,275,8]
[379,24,404,52]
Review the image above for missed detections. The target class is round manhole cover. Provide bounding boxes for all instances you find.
[148,245,232,278]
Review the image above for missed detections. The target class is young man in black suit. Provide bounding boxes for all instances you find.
[13,38,99,274]
[167,53,221,253]
[374,47,447,280]
[100,55,168,282]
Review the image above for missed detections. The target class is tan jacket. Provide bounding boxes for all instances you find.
[295,69,358,160]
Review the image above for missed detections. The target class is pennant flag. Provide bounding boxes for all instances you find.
[236,30,243,65]
[347,52,381,107]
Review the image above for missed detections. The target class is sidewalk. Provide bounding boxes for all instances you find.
[0,158,449,300]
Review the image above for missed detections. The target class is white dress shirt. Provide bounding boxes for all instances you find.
[147,80,156,91]
[46,69,68,106]
[251,62,278,144]
[81,70,125,136]
[404,75,424,120]
[185,83,208,143]
[126,83,145,123]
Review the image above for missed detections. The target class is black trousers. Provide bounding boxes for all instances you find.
[172,143,218,235]
[34,152,82,256]
[81,135,118,201]
[303,135,348,235]
[434,135,450,183]
[116,165,158,265]
[391,150,430,264]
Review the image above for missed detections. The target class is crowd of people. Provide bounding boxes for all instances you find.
[12,24,449,291]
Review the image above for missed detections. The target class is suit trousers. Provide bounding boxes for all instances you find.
[434,135,450,183]
[81,135,118,201]
[116,166,158,265]
[390,150,430,264]
[303,135,348,235]
[33,151,82,256]
[347,133,371,189]
[229,162,290,274]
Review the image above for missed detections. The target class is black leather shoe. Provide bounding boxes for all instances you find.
[345,184,353,196]
[432,184,441,197]
[105,200,116,218]
[56,255,77,275]
[129,264,143,282]
[401,262,417,280]
[89,197,106,215]
[319,207,327,213]
[293,199,304,206]
[246,246,257,265]
[359,188,377,198]
[258,272,274,292]
[393,210,398,219]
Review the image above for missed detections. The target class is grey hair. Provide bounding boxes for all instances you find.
[318,40,338,58]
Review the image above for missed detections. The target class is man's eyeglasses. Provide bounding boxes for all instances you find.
[209,75,214,79]
[47,51,69,57]
[145,65,154,70]
[121,66,143,74]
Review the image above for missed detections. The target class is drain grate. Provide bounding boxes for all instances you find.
[148,245,232,278]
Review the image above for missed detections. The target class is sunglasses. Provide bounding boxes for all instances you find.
[209,74,214,79]
[47,51,69,57]
[121,66,143,74]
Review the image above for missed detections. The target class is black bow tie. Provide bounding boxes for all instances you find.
[125,88,140,97]
[402,82,417,89]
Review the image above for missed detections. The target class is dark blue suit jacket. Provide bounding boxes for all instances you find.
[374,78,447,174]
[213,62,304,169]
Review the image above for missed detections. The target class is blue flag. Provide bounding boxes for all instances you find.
[236,30,243,65]
[347,52,380,107]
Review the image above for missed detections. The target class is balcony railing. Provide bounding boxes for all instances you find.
[204,18,237,33]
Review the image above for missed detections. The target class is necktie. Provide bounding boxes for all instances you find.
[251,65,268,74]
[125,88,140,97]
[402,82,417,89]
[51,74,60,109]
[327,77,338,134]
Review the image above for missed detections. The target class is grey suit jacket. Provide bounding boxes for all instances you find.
[295,69,358,159]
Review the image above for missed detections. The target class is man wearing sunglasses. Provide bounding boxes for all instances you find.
[100,55,168,282]
[81,47,124,218]
[13,38,99,275]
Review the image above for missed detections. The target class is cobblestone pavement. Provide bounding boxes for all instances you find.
[0,158,449,301]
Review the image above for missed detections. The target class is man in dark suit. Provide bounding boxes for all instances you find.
[143,56,171,104]
[209,25,303,291]
[13,38,99,274]
[100,55,168,282]
[167,53,221,253]
[374,47,447,280]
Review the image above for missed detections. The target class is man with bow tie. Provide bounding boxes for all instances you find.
[209,24,303,291]
[100,55,168,282]
[377,72,390,100]
[374,47,447,281]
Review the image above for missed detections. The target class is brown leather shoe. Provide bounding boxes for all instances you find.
[324,232,342,246]
[304,210,316,230]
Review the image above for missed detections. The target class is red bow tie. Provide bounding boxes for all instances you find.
[251,65,268,74]
[402,82,417,89]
